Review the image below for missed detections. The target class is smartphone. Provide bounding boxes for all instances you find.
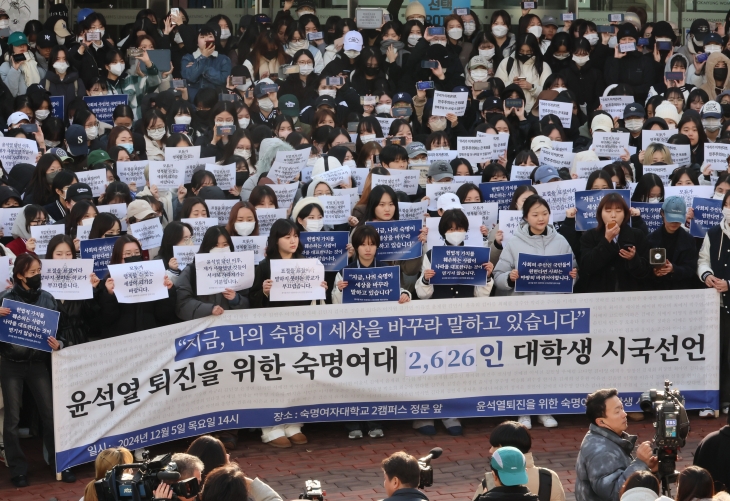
[171,124,189,134]
[172,79,186,88]
[230,76,244,86]
[427,26,445,36]
[11,53,25,62]
[261,83,279,94]
[388,136,406,145]
[620,42,636,53]
[327,76,344,86]
[637,37,649,46]
[421,60,439,69]
[216,125,235,136]
[650,248,666,266]
[697,52,709,63]
[473,81,490,91]
[127,47,143,59]
[621,243,635,250]
[417,80,435,90]
[281,64,300,75]
[86,31,101,41]
[561,13,574,21]
[361,95,377,105]
[20,124,38,134]
[666,72,683,81]
[220,93,236,102]
[521,1,536,9]
[657,41,673,51]
[171,8,179,17]
[609,13,624,22]
[307,31,323,41]
[454,8,468,15]
[392,107,412,118]
[505,98,523,108]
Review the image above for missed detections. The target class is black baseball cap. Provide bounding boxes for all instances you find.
[37,30,55,49]
[690,19,710,43]
[66,183,93,202]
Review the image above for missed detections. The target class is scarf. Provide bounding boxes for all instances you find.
[19,52,41,87]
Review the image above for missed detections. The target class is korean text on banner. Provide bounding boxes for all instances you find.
[342,266,401,303]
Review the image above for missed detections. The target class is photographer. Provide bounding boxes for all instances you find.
[693,415,730,492]
[576,389,657,501]
[382,452,429,501]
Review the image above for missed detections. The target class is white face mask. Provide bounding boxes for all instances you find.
[344,50,360,59]
[35,110,50,121]
[235,221,256,236]
[235,147,251,159]
[174,32,183,44]
[713,192,725,200]
[723,207,730,221]
[299,63,314,76]
[584,33,599,46]
[304,219,324,232]
[236,80,252,91]
[471,68,489,81]
[375,104,391,114]
[430,117,447,131]
[464,22,476,36]
[85,126,98,140]
[648,197,661,203]
[175,115,192,125]
[479,48,495,59]
[705,45,721,54]
[53,61,69,73]
[445,231,466,245]
[220,28,231,40]
[290,40,308,51]
[148,127,165,140]
[625,118,643,132]
[57,35,66,45]
[45,139,60,148]
[448,28,463,40]
[344,160,356,169]
[0,20,9,30]
[703,119,722,132]
[109,63,125,76]
[527,26,543,38]
[80,217,95,226]
[360,133,376,143]
[238,117,251,129]
[573,54,590,66]
[258,97,274,111]
[209,247,230,253]
[430,40,447,47]
[407,34,421,46]
[319,89,336,98]
[492,25,509,38]
[553,53,570,60]
[552,87,568,93]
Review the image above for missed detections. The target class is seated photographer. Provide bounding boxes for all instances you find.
[381,452,429,501]
[576,389,657,501]
[475,447,539,501]
[473,421,565,501]
[693,415,730,493]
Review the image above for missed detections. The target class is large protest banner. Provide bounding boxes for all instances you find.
[53,289,719,472]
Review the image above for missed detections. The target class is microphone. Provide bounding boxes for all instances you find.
[419,447,443,464]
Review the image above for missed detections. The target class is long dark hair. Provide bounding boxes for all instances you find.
[514,33,545,75]
[109,235,143,265]
[89,213,122,239]
[265,219,302,259]
[199,226,234,254]
[45,234,76,259]
[365,185,399,221]
[65,201,98,238]
[675,466,714,501]
[186,435,228,482]
[26,154,62,207]
[631,173,664,202]
[159,221,193,267]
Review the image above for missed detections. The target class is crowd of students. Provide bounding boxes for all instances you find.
[1,0,730,488]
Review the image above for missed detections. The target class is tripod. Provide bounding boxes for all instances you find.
[656,449,679,497]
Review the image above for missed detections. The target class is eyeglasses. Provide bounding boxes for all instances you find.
[30,219,47,225]
[181,236,193,244]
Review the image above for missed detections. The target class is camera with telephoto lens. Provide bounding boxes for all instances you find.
[94,452,200,501]
[417,447,442,489]
[639,380,690,495]
[299,479,324,501]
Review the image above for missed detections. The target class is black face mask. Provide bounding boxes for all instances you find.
[516,53,533,63]
[236,171,249,186]
[196,109,210,122]
[364,66,380,76]
[124,255,143,263]
[714,67,728,84]
[263,49,278,59]
[324,31,336,45]
[25,274,41,290]
[721,103,730,118]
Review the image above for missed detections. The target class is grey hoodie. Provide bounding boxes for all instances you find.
[241,137,295,201]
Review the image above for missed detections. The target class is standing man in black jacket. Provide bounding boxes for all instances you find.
[603,23,656,105]
[476,447,540,501]
[693,416,730,492]
[382,452,429,501]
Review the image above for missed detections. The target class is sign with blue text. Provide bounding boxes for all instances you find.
[366,220,423,261]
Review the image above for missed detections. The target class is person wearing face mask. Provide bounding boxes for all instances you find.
[465,56,491,89]
[603,23,656,105]
[176,226,250,320]
[558,37,604,115]
[277,50,319,109]
[181,26,232,101]
[251,79,280,126]
[283,26,324,73]
[489,10,515,70]
[699,51,730,102]
[676,18,711,86]
[621,103,646,148]
[494,33,551,112]
[0,32,45,98]
[545,33,573,73]
[700,101,724,144]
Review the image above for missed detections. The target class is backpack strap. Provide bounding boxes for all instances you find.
[44,80,50,91]
[74,80,78,94]
[537,468,552,501]
[506,57,514,76]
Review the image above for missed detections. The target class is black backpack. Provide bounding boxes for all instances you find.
[476,468,552,501]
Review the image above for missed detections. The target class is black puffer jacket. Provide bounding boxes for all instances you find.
[476,485,540,501]
[56,293,102,346]
[603,51,656,106]
[0,283,58,362]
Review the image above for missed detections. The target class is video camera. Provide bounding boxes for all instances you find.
[94,452,200,501]
[299,479,325,501]
[417,447,442,489]
[639,380,690,495]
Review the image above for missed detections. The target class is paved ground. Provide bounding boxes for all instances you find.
[0,412,724,501]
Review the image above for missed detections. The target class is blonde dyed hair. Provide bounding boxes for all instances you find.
[84,447,134,501]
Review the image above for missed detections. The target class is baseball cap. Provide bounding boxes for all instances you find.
[468,56,490,70]
[315,95,336,110]
[437,193,462,211]
[482,97,502,111]
[66,183,93,202]
[87,150,111,166]
[254,14,271,24]
[37,30,55,49]
[428,161,453,181]
[405,142,427,158]
[705,32,723,46]
[54,19,71,38]
[701,100,722,119]
[296,0,316,12]
[48,147,70,161]
[126,199,157,221]
[690,19,710,43]
[344,31,363,51]
[7,112,29,126]
[279,94,300,117]
[535,165,560,184]
[591,114,613,133]
[541,15,559,27]
[662,196,687,223]
[490,447,529,487]
[254,78,276,99]
[65,124,88,157]
[8,32,28,47]
[530,135,552,153]
[393,92,412,105]
[77,8,94,24]
[623,103,645,119]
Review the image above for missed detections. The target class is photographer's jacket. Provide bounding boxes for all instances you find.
[575,424,650,501]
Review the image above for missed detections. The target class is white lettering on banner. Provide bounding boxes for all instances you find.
[540,148,575,170]
[592,132,630,157]
[195,252,255,295]
[399,201,428,222]
[172,245,199,271]
[426,216,483,250]
[599,96,635,118]
[40,259,94,300]
[318,195,349,226]
[0,138,38,171]
[129,219,163,251]
[574,160,612,179]
[108,260,168,303]
[231,236,267,265]
[704,143,730,171]
[426,183,458,211]
[117,161,149,188]
[256,208,289,236]
[206,200,238,226]
[51,290,720,473]
[462,202,499,231]
[76,169,107,197]
[665,144,691,167]
[97,204,129,231]
[149,161,184,191]
[642,130,673,151]
[333,188,359,211]
[269,183,298,209]
[0,207,22,236]
[432,91,469,116]
[664,185,715,210]
[205,163,236,191]
[371,171,420,195]
[538,100,572,128]
[510,166,533,181]
[31,224,65,255]
[534,179,585,222]
[181,218,217,245]
[643,164,678,186]
[427,150,458,164]
[457,137,491,165]
[269,258,325,301]
[164,146,201,162]
[183,157,215,184]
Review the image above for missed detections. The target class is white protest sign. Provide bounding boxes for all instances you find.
[312,167,351,189]
[599,96,635,118]
[453,176,482,186]
[376,117,396,133]
[31,224,65,255]
[427,150,458,164]
[425,216,483,251]
[268,149,310,183]
[704,143,730,171]
[269,258,325,301]
[97,203,128,231]
[552,141,573,153]
[426,183,459,211]
[666,144,691,167]
[206,199,238,225]
[333,187,359,211]
[108,260,168,303]
[457,137,491,165]
[0,138,38,171]
[540,148,575,170]
[318,195,350,225]
[40,259,94,300]
[301,166,313,184]
[195,251,255,295]
[664,185,714,210]
[164,146,200,162]
[592,132,630,157]
[76,222,92,241]
[432,91,469,116]
[76,169,107,197]
[642,130,673,151]
[182,156,215,184]
[351,168,368,195]
[256,208,288,236]
[399,201,428,222]
[355,7,383,28]
[129,219,163,250]
[181,217,218,245]
[205,163,236,190]
[116,160,148,188]
[510,166,534,181]
[463,202,499,230]
[149,161,184,191]
[643,164,677,185]
[172,244,199,271]
[231,236,267,265]
[492,133,510,158]
[0,256,9,288]
[371,170,420,195]
[539,100,572,128]
[0,207,22,236]
[534,178,585,222]
[574,160,613,179]
[269,183,298,209]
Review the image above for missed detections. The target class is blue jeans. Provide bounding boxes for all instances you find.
[1,359,55,477]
